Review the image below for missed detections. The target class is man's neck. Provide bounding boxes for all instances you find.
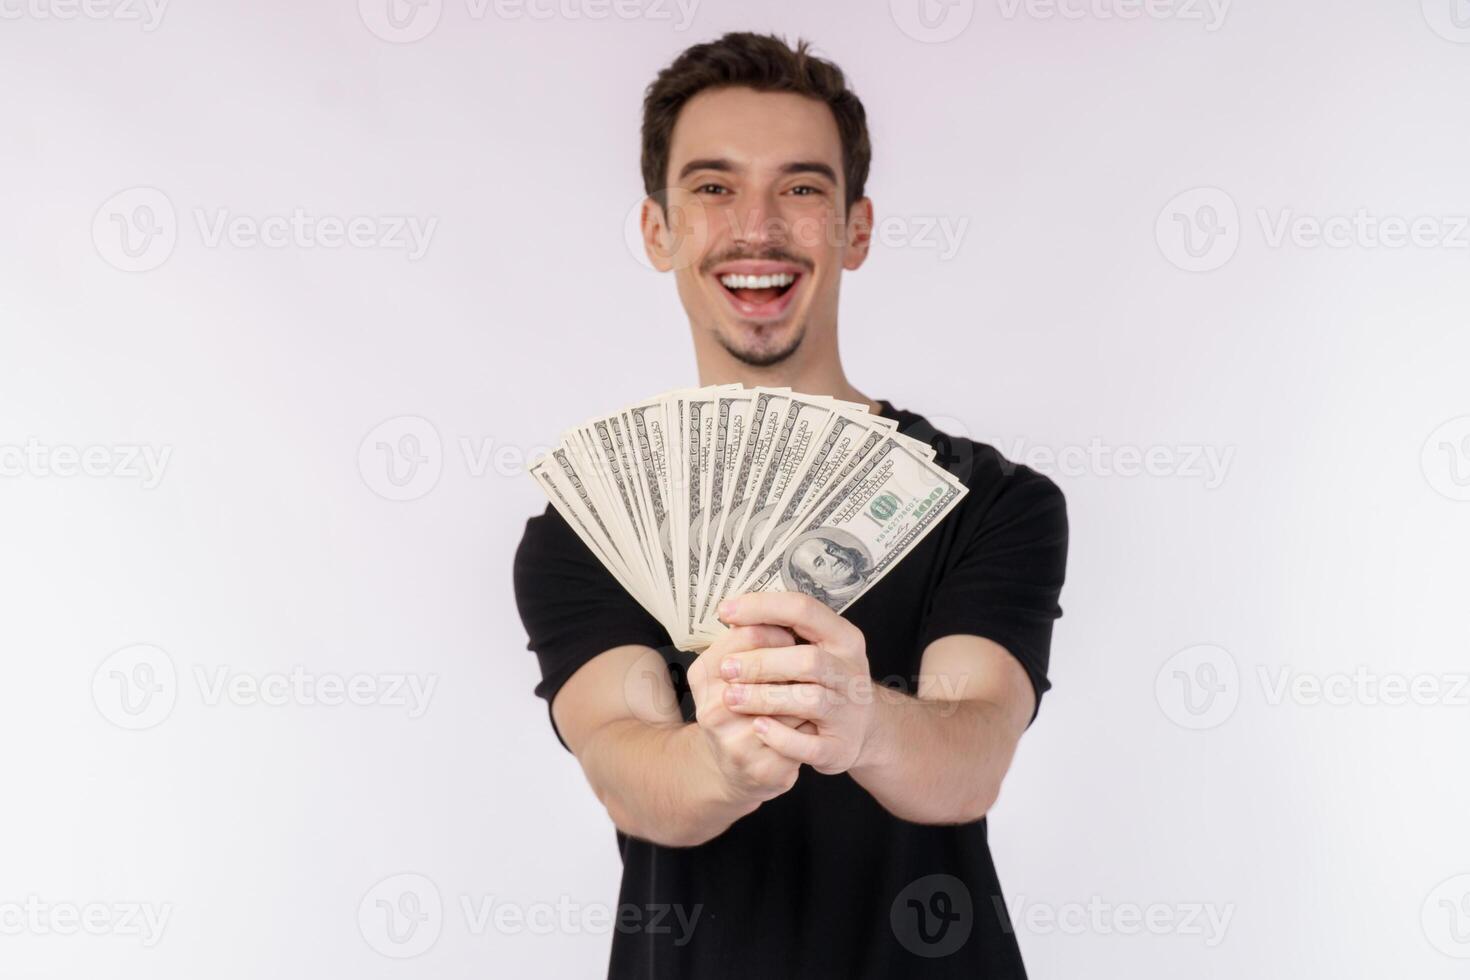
[693,340,882,417]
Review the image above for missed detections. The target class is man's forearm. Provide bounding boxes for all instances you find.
[577,719,757,848]
[848,692,1020,825]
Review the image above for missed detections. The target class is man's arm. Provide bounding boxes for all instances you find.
[551,626,808,848]
[715,593,1036,826]
[846,634,1034,824]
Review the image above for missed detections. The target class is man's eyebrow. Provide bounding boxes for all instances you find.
[677,158,738,180]
[675,159,840,183]
[779,161,839,183]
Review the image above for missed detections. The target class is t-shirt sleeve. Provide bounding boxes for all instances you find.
[512,504,671,748]
[916,465,1069,720]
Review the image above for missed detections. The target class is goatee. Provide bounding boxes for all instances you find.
[716,323,806,368]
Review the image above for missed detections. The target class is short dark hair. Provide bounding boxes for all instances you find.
[640,32,872,215]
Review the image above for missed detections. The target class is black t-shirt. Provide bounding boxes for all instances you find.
[512,400,1069,979]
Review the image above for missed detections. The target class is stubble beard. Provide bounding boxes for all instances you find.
[714,319,808,369]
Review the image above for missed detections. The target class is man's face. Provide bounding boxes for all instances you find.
[791,537,859,591]
[644,86,872,368]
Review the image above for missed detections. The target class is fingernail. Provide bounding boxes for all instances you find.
[724,684,745,705]
[720,658,740,680]
[718,599,737,619]
[753,717,769,734]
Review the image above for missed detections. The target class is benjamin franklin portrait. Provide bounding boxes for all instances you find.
[779,527,874,609]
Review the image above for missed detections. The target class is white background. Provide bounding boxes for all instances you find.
[3,0,1469,976]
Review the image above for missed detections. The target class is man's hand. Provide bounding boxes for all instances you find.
[714,592,877,776]
[715,591,1038,825]
[686,624,813,804]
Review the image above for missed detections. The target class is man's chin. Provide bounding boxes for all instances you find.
[715,320,806,368]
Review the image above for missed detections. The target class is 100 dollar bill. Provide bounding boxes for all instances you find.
[732,435,968,617]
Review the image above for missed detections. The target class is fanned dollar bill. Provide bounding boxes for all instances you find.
[529,385,967,650]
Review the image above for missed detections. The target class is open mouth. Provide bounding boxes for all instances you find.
[712,265,804,321]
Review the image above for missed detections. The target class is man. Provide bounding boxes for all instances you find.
[513,32,1068,978]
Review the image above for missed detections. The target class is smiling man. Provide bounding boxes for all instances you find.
[513,32,1069,979]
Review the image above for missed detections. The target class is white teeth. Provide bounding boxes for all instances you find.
[719,272,796,290]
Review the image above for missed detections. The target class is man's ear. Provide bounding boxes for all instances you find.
[843,197,874,271]
[641,190,707,273]
[641,196,675,272]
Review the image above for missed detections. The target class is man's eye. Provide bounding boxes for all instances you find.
[696,184,729,195]
[789,185,823,197]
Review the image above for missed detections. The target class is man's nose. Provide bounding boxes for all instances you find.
[727,189,786,248]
